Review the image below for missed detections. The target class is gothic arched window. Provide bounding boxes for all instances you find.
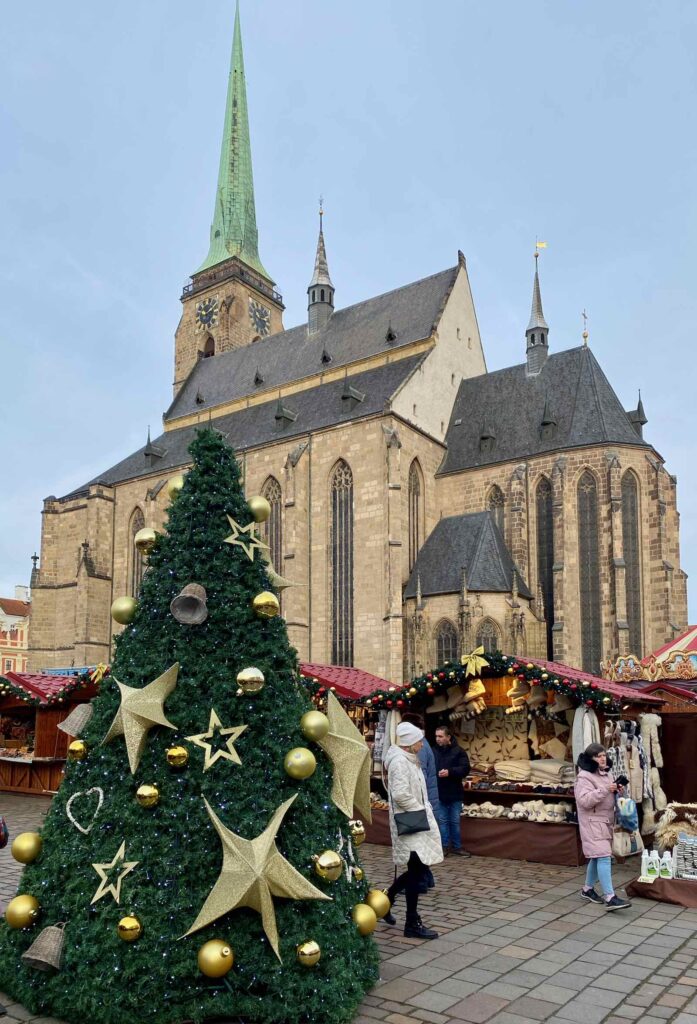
[476,617,501,654]
[487,485,505,534]
[577,470,602,673]
[129,508,145,597]
[435,620,458,665]
[408,460,424,571]
[330,461,354,666]
[622,471,642,655]
[202,336,215,358]
[261,476,282,581]
[536,476,555,658]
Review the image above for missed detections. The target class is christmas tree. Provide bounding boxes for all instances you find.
[0,430,381,1024]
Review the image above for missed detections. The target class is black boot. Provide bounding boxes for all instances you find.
[381,889,397,925]
[404,914,438,940]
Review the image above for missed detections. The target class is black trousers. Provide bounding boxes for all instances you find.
[387,851,428,919]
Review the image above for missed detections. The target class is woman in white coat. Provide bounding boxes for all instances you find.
[383,722,443,939]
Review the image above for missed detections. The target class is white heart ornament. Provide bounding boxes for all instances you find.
[66,787,104,835]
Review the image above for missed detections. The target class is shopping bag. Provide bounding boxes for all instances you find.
[615,796,639,832]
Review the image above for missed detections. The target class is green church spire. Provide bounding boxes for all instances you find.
[196,2,269,278]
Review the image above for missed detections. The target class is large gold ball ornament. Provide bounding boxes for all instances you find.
[136,784,160,808]
[5,895,40,929]
[365,889,391,919]
[284,747,316,780]
[134,527,158,554]
[111,596,138,625]
[313,850,344,882]
[11,833,43,865]
[252,591,280,619]
[348,819,366,847]
[248,495,272,523]
[197,939,235,978]
[117,915,142,942]
[167,474,185,501]
[166,745,189,769]
[300,710,329,742]
[352,903,377,936]
[296,940,321,967]
[236,666,265,696]
[353,866,365,882]
[67,740,87,762]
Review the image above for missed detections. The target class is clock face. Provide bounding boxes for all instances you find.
[195,296,219,329]
[249,298,271,337]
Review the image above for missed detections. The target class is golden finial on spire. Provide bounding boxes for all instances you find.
[582,309,589,344]
[319,194,324,226]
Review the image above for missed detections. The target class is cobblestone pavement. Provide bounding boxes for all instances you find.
[2,792,697,1024]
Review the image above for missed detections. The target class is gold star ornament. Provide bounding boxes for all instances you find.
[101,663,179,774]
[316,692,372,822]
[460,645,489,678]
[185,710,248,771]
[224,515,269,561]
[183,795,330,961]
[91,841,139,905]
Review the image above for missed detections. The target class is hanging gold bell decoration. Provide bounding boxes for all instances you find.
[67,740,88,762]
[312,850,344,881]
[248,495,271,523]
[348,819,366,846]
[167,474,185,501]
[11,832,43,865]
[5,894,40,929]
[236,666,265,696]
[352,903,377,936]
[300,710,329,742]
[252,591,280,619]
[197,939,235,978]
[134,527,158,554]
[296,940,321,967]
[283,747,316,780]
[57,703,93,738]
[170,583,208,625]
[117,915,143,942]
[21,922,66,971]
[110,596,138,625]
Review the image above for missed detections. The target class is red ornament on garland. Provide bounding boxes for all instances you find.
[427,687,435,696]
[372,697,379,705]
[570,684,578,691]
[397,700,404,708]
[590,683,598,690]
[438,672,445,680]
[426,674,433,681]
[318,687,325,696]
[386,701,393,708]
[585,699,594,707]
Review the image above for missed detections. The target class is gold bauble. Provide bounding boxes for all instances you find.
[252,591,280,619]
[197,939,235,977]
[365,889,391,919]
[67,740,87,762]
[11,832,43,865]
[296,940,321,967]
[300,710,329,742]
[111,596,138,625]
[166,745,189,768]
[236,666,266,695]
[313,849,344,882]
[5,895,40,929]
[117,915,142,942]
[352,903,377,936]
[348,819,366,847]
[284,747,317,780]
[136,784,160,808]
[167,474,185,501]
[134,527,158,554]
[353,866,365,882]
[408,687,417,697]
[248,495,272,523]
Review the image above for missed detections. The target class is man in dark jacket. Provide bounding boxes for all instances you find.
[433,725,470,857]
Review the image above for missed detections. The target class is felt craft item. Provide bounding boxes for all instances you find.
[526,685,548,708]
[548,693,573,715]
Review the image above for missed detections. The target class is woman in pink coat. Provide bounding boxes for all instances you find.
[575,743,631,911]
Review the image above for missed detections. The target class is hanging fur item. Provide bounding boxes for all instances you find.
[655,802,697,853]
[639,713,664,768]
[651,767,667,810]
[642,797,657,835]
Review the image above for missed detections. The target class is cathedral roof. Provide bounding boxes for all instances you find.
[165,266,458,421]
[439,345,648,474]
[403,511,532,599]
[65,355,426,495]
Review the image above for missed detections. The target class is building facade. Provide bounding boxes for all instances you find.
[0,588,31,676]
[27,10,687,681]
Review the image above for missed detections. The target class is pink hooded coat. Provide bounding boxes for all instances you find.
[575,768,615,858]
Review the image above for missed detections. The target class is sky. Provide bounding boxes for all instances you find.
[1,1,696,625]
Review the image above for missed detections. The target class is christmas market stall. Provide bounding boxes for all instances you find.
[0,669,99,795]
[358,651,664,866]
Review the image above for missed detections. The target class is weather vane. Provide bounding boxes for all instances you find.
[582,309,589,345]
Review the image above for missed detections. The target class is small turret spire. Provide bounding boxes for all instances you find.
[526,250,549,374]
[307,198,335,333]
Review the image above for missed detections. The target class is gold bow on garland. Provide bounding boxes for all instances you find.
[460,646,489,678]
[89,664,109,684]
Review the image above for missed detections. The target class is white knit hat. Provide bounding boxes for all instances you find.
[395,722,424,746]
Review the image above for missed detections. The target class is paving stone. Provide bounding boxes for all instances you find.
[503,995,562,1020]
[527,983,576,1005]
[375,979,429,1001]
[554,1000,613,1024]
[447,993,510,1022]
[574,987,626,1009]
[407,991,461,1014]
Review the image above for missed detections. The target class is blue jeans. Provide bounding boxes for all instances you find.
[585,856,614,897]
[437,800,463,851]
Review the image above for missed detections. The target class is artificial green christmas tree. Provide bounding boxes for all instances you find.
[0,430,380,1024]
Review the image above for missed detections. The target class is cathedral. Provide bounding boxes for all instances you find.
[28,8,687,683]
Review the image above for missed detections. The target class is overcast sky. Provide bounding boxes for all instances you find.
[1,1,696,628]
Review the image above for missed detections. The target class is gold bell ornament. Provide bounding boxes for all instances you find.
[170,583,208,625]
[67,740,88,762]
[117,915,142,942]
[11,832,43,865]
[5,894,40,929]
[197,939,235,978]
[167,474,185,501]
[236,666,265,696]
[348,819,366,846]
[312,850,344,882]
[134,527,158,554]
[166,745,189,769]
[136,784,160,808]
[283,747,316,780]
[352,903,377,936]
[252,591,280,619]
[110,596,138,625]
[21,922,66,971]
[300,710,329,742]
[248,495,271,523]
[296,940,321,967]
[365,889,391,919]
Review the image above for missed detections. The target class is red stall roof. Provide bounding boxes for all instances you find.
[300,663,390,699]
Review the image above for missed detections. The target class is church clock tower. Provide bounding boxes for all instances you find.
[173,2,284,394]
